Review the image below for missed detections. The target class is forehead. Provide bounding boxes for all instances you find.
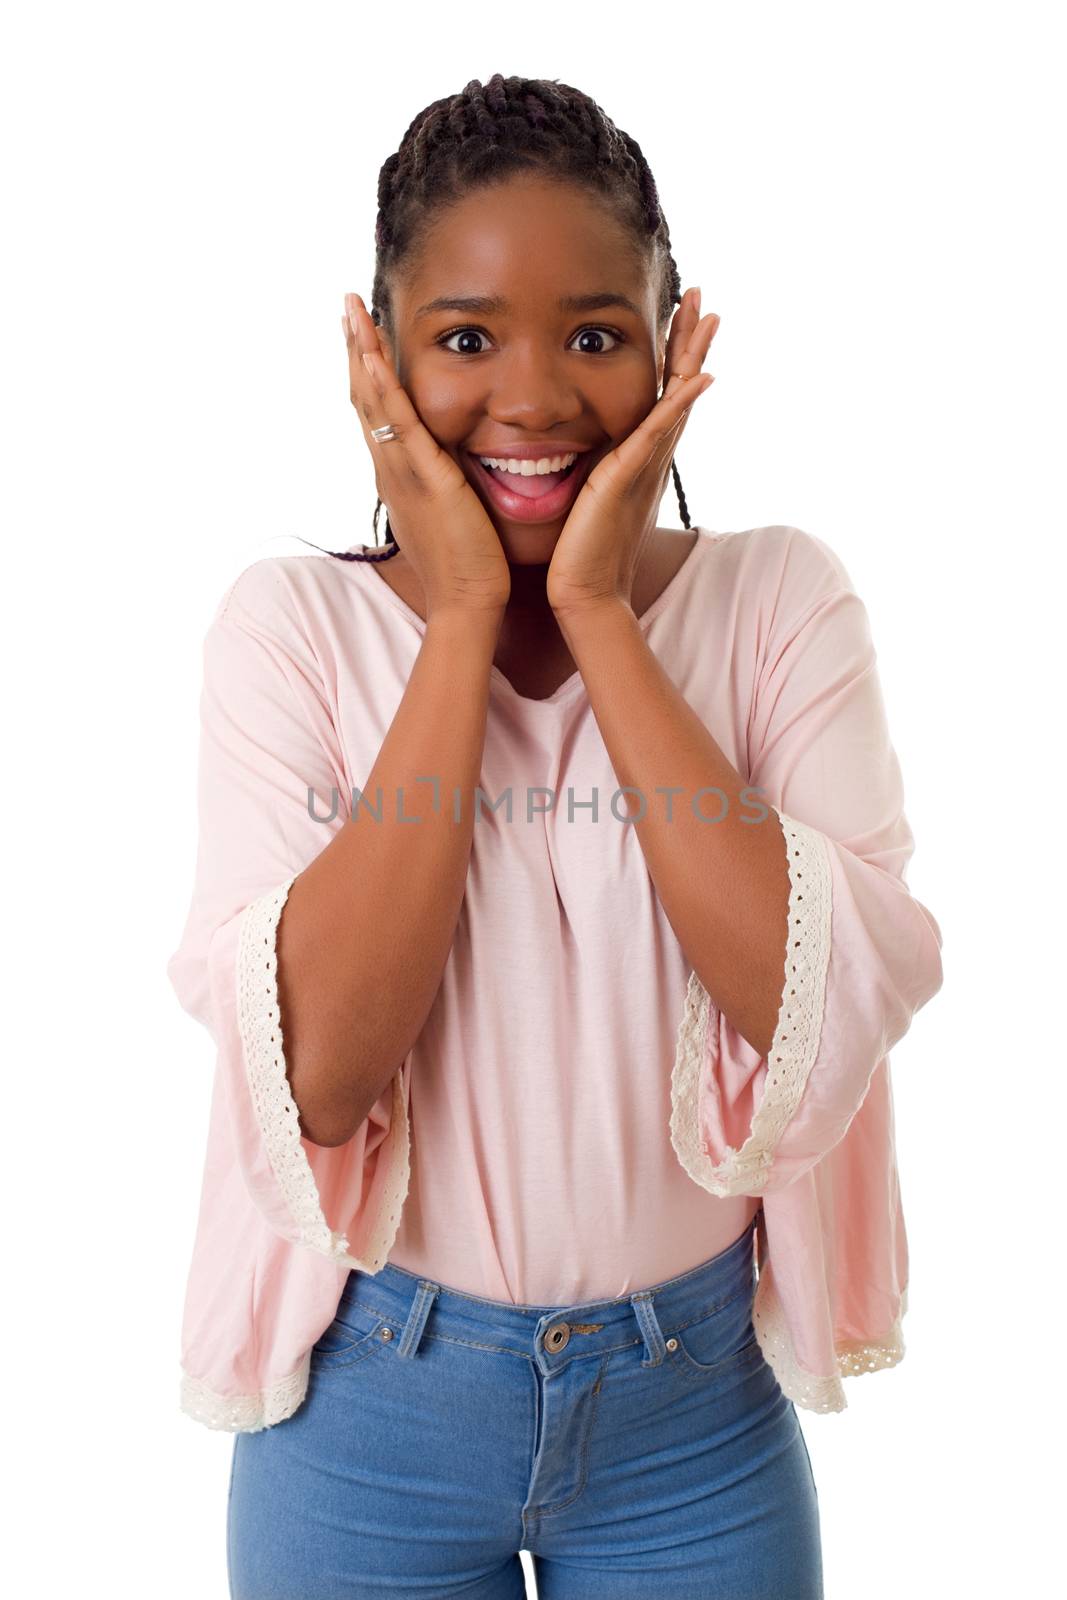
[398,175,651,314]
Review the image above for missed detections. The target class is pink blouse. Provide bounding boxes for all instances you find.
[166,524,944,1431]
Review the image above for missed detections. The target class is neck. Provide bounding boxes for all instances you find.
[503,560,556,616]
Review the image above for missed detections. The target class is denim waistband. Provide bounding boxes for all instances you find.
[336,1211,761,1374]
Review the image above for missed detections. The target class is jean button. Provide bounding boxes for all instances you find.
[544,1322,571,1352]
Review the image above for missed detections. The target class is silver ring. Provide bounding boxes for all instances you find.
[371,424,399,444]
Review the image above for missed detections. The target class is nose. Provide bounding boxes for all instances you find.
[485,345,583,432]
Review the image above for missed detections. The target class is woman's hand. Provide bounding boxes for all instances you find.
[545,289,719,617]
[343,294,512,620]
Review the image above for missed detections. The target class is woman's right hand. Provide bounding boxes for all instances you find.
[343,294,511,621]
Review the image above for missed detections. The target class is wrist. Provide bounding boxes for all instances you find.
[424,604,504,653]
[551,593,635,637]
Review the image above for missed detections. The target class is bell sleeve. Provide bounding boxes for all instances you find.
[166,568,410,1271]
[670,530,944,1198]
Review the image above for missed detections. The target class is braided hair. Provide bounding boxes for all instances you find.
[302,73,694,565]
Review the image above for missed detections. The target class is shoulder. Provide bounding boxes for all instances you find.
[193,554,368,707]
[706,524,860,633]
[690,526,872,687]
[213,553,346,633]
[710,524,856,598]
[204,553,380,681]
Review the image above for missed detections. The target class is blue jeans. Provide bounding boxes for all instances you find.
[228,1211,822,1598]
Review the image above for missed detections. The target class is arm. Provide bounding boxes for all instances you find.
[277,606,501,1147]
[556,598,790,1059]
[557,528,944,1197]
[167,564,501,1263]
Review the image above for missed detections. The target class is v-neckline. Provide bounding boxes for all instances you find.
[355,527,714,709]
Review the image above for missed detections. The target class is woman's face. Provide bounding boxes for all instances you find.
[380,174,669,565]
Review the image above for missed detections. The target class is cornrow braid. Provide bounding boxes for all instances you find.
[300,73,694,566]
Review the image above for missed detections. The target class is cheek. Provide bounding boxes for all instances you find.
[405,376,482,441]
[598,374,659,440]
[589,348,658,411]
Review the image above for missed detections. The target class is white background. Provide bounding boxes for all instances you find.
[4,1,1062,1594]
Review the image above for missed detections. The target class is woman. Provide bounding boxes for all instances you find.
[167,73,944,1599]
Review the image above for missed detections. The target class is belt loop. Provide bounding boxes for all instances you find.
[395,1280,440,1360]
[629,1290,667,1368]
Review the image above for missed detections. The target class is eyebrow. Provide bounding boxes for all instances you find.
[413,292,644,322]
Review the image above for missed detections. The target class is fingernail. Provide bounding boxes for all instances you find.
[362,352,374,375]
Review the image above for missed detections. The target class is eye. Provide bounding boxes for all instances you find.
[568,326,624,354]
[434,325,626,356]
[436,326,492,356]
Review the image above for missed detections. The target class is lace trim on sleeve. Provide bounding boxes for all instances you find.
[753,1273,909,1414]
[669,805,833,1197]
[236,879,412,1272]
[180,1355,311,1433]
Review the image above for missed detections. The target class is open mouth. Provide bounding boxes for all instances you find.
[466,451,594,522]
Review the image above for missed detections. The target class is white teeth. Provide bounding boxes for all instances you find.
[477,451,578,476]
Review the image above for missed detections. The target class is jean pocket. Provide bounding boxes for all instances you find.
[309,1298,391,1372]
[665,1290,762,1381]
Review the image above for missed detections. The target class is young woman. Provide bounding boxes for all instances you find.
[168,73,944,1599]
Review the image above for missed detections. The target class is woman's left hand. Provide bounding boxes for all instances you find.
[545,290,719,616]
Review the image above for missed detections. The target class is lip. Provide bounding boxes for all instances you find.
[466,448,596,523]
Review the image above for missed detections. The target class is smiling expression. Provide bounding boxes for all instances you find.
[375,174,671,563]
